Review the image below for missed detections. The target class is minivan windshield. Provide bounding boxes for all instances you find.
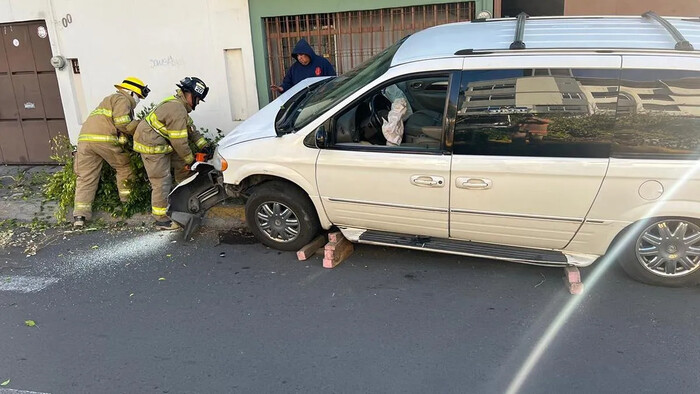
[293,37,408,130]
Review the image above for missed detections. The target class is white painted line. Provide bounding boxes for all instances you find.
[0,389,51,394]
[0,275,59,293]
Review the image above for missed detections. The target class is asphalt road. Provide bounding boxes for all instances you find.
[1,227,698,394]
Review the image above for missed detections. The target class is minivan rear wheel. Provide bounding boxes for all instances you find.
[618,217,700,287]
[245,181,320,251]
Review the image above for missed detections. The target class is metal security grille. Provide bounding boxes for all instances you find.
[264,2,475,94]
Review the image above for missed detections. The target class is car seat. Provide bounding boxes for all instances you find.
[404,110,443,147]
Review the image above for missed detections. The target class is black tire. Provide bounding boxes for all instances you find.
[245,181,321,251]
[616,217,700,287]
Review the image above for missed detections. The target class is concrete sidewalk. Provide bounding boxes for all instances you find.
[0,165,246,230]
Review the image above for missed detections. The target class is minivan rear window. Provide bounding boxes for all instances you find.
[613,69,700,159]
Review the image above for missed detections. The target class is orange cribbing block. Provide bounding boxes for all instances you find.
[323,237,354,269]
[296,235,327,261]
[328,231,343,243]
[564,266,581,283]
[563,266,584,295]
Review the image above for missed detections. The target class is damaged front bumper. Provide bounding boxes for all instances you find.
[167,162,229,239]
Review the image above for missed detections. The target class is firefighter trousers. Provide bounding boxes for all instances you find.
[73,141,133,220]
[141,152,192,222]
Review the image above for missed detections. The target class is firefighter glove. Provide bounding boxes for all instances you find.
[200,144,215,161]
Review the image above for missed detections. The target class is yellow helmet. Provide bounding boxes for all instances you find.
[115,76,150,98]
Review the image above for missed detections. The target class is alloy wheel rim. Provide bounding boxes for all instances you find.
[255,201,300,243]
[635,220,700,278]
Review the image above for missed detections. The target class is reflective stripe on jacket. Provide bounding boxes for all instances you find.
[144,96,189,139]
[78,90,139,143]
[133,90,198,164]
[78,134,119,144]
[187,116,208,149]
[133,141,173,155]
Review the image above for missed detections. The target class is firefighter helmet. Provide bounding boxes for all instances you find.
[177,77,209,102]
[115,77,150,99]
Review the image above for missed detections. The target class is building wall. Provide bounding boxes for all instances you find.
[565,0,700,16]
[0,0,259,143]
[248,0,495,106]
[501,0,564,17]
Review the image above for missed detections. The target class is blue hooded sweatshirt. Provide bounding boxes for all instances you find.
[280,39,336,92]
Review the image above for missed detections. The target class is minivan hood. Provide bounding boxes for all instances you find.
[218,76,331,148]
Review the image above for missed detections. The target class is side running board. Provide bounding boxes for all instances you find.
[358,230,567,266]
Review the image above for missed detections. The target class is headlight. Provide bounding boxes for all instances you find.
[211,150,228,172]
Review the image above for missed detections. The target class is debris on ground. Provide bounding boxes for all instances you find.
[0,220,58,257]
[218,228,257,245]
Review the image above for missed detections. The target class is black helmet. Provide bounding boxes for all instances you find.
[177,77,209,102]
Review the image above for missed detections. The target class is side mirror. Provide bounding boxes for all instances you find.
[315,126,327,148]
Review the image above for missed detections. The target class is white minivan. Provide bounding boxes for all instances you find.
[169,13,700,287]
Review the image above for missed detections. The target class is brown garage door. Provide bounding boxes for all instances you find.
[0,20,68,164]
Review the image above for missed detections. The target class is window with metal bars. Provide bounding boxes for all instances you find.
[263,2,475,95]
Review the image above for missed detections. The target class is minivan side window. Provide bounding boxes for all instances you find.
[453,68,620,158]
[613,69,700,159]
[330,73,451,152]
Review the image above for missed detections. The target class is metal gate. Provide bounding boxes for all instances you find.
[0,20,68,164]
[264,2,475,94]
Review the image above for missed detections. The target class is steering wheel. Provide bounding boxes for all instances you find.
[368,93,392,131]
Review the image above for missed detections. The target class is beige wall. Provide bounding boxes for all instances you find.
[0,0,259,143]
[565,0,700,16]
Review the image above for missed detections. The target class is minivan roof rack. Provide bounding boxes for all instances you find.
[509,12,528,50]
[642,11,694,51]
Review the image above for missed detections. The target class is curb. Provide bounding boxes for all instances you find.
[1,165,247,231]
[0,198,247,231]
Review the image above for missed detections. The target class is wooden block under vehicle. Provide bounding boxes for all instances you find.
[328,231,344,243]
[565,280,585,295]
[296,235,327,261]
[563,266,584,295]
[564,266,581,283]
[323,238,354,269]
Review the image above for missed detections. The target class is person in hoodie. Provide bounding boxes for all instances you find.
[270,38,336,94]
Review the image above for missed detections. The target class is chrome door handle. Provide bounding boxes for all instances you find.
[456,177,492,190]
[411,175,444,188]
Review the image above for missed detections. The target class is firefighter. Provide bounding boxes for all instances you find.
[133,77,213,230]
[73,77,150,228]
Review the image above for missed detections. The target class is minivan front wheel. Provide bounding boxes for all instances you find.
[618,218,700,287]
[245,181,320,251]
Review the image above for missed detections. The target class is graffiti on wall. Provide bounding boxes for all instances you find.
[149,55,184,69]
